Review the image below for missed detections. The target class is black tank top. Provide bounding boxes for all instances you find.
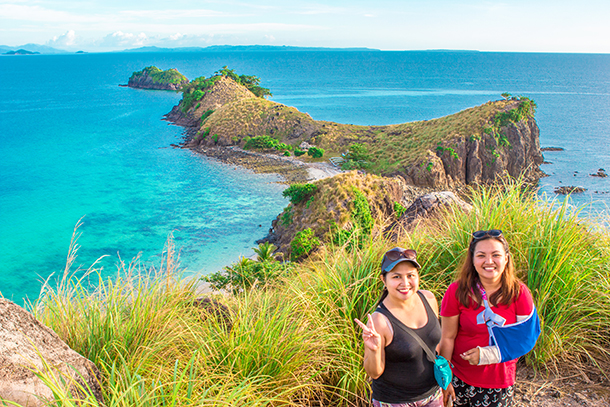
[371,291,441,403]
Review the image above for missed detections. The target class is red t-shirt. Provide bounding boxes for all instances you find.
[440,281,534,388]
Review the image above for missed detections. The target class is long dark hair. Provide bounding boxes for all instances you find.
[456,235,521,308]
[377,280,389,306]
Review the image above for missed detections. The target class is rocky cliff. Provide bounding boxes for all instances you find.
[127,66,188,91]
[400,102,544,188]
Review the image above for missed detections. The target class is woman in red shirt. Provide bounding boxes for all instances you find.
[438,230,534,407]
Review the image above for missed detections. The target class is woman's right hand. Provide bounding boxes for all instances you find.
[354,314,381,351]
[442,384,456,407]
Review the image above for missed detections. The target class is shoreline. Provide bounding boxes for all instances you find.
[184,144,344,184]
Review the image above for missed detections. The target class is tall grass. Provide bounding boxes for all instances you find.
[24,180,610,406]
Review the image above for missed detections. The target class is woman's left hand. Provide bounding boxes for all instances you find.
[460,347,480,365]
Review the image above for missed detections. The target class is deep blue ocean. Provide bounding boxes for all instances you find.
[1,51,609,303]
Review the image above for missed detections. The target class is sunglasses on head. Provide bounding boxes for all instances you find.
[384,248,417,262]
[472,229,503,240]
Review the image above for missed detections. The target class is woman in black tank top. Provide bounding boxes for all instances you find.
[355,248,444,407]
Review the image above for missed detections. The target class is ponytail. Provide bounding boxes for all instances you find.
[376,287,388,306]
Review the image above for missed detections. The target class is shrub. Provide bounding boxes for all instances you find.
[294,149,306,157]
[351,187,373,238]
[394,201,407,219]
[283,150,291,156]
[291,228,320,260]
[200,109,215,123]
[341,143,370,170]
[282,183,317,205]
[205,243,291,294]
[281,206,293,226]
[244,135,280,150]
[307,147,324,158]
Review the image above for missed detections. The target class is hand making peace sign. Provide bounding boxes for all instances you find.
[354,314,382,351]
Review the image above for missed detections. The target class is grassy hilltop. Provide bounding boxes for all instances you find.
[31,181,610,406]
[168,67,542,188]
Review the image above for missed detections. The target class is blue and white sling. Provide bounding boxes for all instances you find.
[477,284,541,363]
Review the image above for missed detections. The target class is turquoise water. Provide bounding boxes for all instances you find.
[1,51,609,302]
[0,54,287,302]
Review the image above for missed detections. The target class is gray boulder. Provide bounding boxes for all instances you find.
[0,299,103,406]
[386,191,473,238]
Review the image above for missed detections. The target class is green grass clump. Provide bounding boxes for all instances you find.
[29,180,610,406]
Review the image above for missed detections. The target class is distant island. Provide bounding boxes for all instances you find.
[124,66,189,91]
[122,45,381,53]
[0,43,485,55]
[3,49,40,55]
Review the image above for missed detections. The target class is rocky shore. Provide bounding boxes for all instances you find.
[188,145,342,183]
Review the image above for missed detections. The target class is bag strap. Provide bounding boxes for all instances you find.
[375,305,436,363]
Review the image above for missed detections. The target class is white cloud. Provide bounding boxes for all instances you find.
[294,4,346,15]
[119,9,227,20]
[47,30,77,46]
[263,34,276,42]
[169,32,185,41]
[98,31,148,48]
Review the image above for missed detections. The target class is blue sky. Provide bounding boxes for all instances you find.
[1,0,609,52]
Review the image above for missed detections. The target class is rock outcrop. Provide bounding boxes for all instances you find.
[263,172,430,258]
[0,299,103,406]
[401,102,544,188]
[554,186,587,194]
[127,66,188,91]
[385,191,473,239]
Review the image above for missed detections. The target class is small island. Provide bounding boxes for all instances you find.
[3,49,40,55]
[125,66,189,90]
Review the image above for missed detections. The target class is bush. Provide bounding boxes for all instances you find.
[307,147,324,158]
[294,149,306,157]
[283,150,291,156]
[341,143,370,170]
[244,135,280,150]
[394,201,407,219]
[290,228,320,260]
[351,187,373,237]
[200,109,214,124]
[281,206,293,226]
[282,183,317,204]
[205,247,292,294]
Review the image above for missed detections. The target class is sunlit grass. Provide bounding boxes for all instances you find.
[23,180,610,406]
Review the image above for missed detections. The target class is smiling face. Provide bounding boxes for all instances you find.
[472,238,509,286]
[382,261,419,302]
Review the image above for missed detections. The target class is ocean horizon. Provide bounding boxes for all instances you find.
[1,50,609,303]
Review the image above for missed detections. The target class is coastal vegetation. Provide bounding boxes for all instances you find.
[180,66,271,112]
[30,180,610,406]
[129,66,188,85]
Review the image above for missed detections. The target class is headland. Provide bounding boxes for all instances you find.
[148,66,545,257]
